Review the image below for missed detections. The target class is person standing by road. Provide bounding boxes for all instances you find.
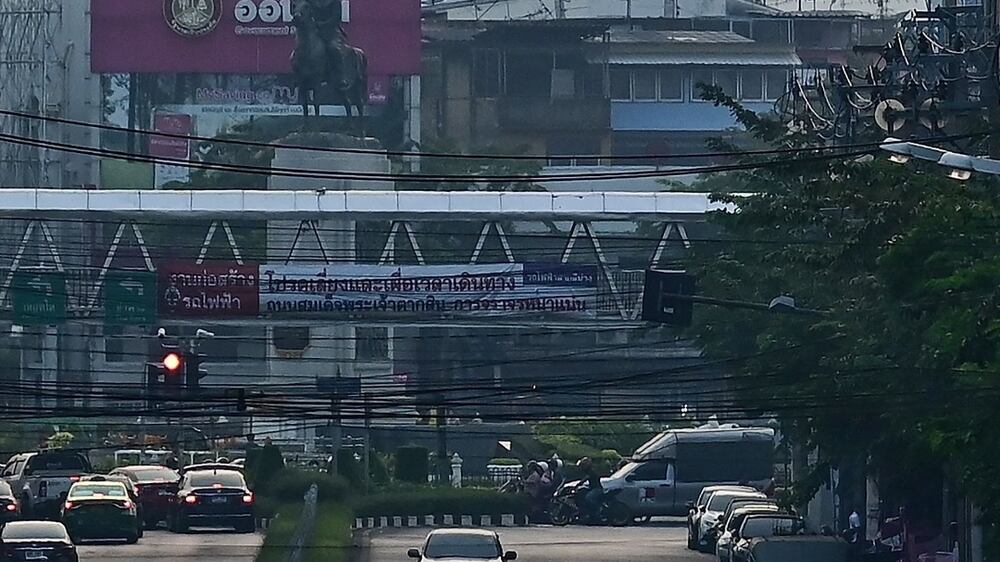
[576,457,604,523]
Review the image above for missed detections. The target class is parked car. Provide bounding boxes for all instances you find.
[0,521,78,562]
[2,452,92,518]
[109,465,180,529]
[742,535,848,562]
[696,490,767,552]
[0,480,21,525]
[716,504,783,562]
[408,529,517,562]
[687,485,758,550]
[603,423,774,519]
[61,480,142,544]
[730,514,809,562]
[169,469,254,533]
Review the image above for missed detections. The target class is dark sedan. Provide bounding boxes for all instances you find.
[109,465,180,529]
[169,469,254,533]
[0,521,78,562]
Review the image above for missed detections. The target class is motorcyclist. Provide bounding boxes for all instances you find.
[576,457,604,523]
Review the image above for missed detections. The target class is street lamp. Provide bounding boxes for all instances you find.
[880,136,1000,181]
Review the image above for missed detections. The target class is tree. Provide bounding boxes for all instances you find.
[687,85,1000,549]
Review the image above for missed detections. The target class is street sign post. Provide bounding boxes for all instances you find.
[105,270,157,325]
[11,270,67,326]
[641,269,694,326]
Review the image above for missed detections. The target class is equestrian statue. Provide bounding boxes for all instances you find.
[291,0,368,123]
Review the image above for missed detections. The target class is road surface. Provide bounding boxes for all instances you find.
[76,528,263,561]
[364,521,708,562]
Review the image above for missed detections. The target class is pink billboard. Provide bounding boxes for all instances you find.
[90,0,421,77]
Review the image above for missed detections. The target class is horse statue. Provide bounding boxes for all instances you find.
[290,0,368,125]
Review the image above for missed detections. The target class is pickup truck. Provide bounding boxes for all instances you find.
[2,451,92,518]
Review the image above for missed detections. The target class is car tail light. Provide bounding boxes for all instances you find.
[242,493,254,504]
[184,495,198,505]
[69,476,80,482]
[64,501,76,510]
[4,503,15,512]
[118,500,134,510]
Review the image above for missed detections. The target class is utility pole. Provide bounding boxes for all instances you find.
[363,394,371,488]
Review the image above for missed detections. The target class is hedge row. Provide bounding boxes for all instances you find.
[353,488,531,518]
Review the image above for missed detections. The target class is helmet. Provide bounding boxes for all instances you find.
[537,461,549,473]
[576,457,593,469]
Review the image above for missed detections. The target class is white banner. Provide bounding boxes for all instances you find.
[258,263,599,317]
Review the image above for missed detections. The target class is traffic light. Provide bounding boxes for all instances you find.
[641,269,695,326]
[185,349,208,392]
[159,346,184,393]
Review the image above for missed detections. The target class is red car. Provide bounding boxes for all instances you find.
[109,465,180,529]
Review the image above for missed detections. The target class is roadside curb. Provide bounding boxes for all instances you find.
[352,514,529,529]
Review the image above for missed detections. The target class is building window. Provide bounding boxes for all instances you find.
[105,326,146,363]
[355,327,389,362]
[765,69,788,101]
[473,50,502,97]
[659,70,683,101]
[690,69,714,100]
[610,69,631,101]
[632,69,657,101]
[22,331,45,365]
[741,70,764,100]
[505,52,551,97]
[716,70,738,99]
[273,327,310,353]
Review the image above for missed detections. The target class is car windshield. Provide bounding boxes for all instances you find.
[128,467,179,482]
[188,472,245,488]
[2,523,68,540]
[709,492,760,511]
[727,507,778,531]
[740,517,804,538]
[25,453,88,472]
[424,533,501,559]
[70,484,127,498]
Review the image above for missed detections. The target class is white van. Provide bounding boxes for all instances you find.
[601,423,775,517]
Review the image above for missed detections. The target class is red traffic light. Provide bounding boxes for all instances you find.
[162,352,182,373]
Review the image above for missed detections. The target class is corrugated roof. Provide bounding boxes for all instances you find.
[605,29,753,44]
[598,52,803,65]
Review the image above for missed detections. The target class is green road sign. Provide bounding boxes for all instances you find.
[105,270,157,325]
[11,270,67,326]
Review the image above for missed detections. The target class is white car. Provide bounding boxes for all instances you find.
[716,504,781,562]
[697,490,766,552]
[408,529,517,562]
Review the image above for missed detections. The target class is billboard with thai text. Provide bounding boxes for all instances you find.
[258,264,600,317]
[158,262,260,317]
[90,0,421,77]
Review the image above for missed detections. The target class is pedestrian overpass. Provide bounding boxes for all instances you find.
[0,189,731,326]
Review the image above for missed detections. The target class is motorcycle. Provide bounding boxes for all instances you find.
[548,479,631,527]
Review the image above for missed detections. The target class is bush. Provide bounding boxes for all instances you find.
[396,446,429,484]
[487,458,523,466]
[261,468,349,505]
[353,488,530,518]
[369,451,390,485]
[336,449,363,487]
[247,444,285,490]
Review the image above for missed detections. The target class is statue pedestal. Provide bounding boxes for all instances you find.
[264,133,391,389]
[267,132,391,263]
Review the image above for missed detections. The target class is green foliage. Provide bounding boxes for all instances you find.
[254,502,303,562]
[262,469,349,506]
[304,504,353,562]
[395,446,430,484]
[686,86,1000,548]
[353,488,531,518]
[533,420,657,456]
[336,449,363,487]
[247,444,285,491]
[45,432,75,450]
[487,458,523,466]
